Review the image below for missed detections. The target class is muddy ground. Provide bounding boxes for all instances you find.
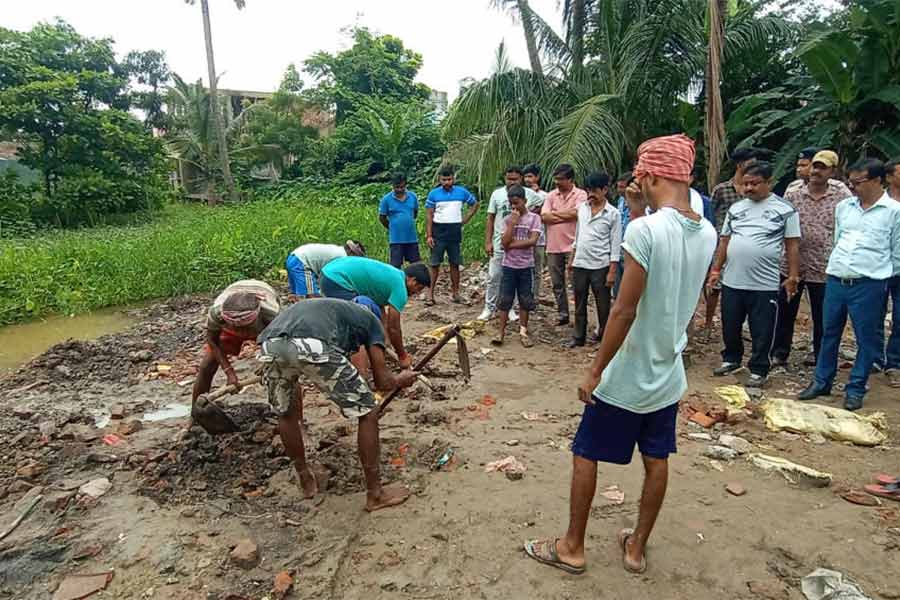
[1,266,898,600]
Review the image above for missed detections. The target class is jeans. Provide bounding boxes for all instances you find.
[814,276,887,398]
[877,275,900,370]
[484,250,505,314]
[721,285,778,376]
[772,279,826,361]
[547,252,571,320]
[612,260,625,298]
[533,245,546,301]
[572,267,611,343]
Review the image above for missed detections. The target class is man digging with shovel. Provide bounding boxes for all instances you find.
[191,280,281,433]
[257,297,417,511]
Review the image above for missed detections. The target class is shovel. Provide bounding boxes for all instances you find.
[376,324,471,419]
[192,375,261,435]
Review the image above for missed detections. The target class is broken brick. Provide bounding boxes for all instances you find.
[726,482,746,497]
[689,412,716,428]
[230,539,259,569]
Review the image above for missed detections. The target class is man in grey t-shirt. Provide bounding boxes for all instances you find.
[707,161,801,386]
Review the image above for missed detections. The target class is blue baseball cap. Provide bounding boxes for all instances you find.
[352,296,382,320]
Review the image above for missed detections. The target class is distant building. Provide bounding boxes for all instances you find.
[429,89,449,117]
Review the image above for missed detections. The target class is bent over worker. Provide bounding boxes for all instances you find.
[257,298,417,511]
[319,256,431,368]
[192,279,281,408]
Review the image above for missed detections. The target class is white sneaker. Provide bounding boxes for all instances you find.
[477,308,494,321]
[509,309,519,322]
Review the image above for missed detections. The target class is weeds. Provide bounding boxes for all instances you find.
[0,184,487,325]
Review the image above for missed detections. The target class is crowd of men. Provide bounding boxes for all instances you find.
[186,135,899,573]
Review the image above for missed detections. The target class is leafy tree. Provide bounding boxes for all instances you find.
[304,27,430,123]
[445,0,791,189]
[0,20,168,226]
[729,0,900,176]
[122,49,172,130]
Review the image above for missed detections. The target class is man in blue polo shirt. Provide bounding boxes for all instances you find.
[425,166,479,305]
[379,173,421,268]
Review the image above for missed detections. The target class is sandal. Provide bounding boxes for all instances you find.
[617,528,647,574]
[520,333,534,348]
[864,483,900,502]
[874,474,899,486]
[523,539,585,575]
[490,336,504,347]
[451,294,464,304]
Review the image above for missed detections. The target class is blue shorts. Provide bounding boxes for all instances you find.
[430,238,462,267]
[286,254,319,296]
[319,274,356,301]
[390,242,421,268]
[498,266,536,312]
[571,398,678,464]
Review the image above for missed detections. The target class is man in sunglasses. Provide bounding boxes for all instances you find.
[798,158,900,410]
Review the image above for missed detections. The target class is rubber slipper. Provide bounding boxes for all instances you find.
[617,528,647,574]
[873,474,899,486]
[520,333,534,348]
[865,483,900,502]
[523,539,585,575]
[840,490,881,506]
[490,337,504,347]
[451,294,464,304]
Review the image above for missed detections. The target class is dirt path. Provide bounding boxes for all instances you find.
[1,272,898,600]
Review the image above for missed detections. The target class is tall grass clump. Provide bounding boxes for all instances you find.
[0,183,487,325]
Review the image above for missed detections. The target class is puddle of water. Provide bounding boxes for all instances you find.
[142,403,191,422]
[0,308,137,374]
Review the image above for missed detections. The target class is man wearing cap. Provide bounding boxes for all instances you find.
[785,147,819,195]
[524,134,716,575]
[257,297,417,510]
[285,241,366,298]
[772,151,852,367]
[320,256,431,368]
[192,279,281,407]
[799,158,900,410]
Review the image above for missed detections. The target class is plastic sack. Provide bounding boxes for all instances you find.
[762,397,887,446]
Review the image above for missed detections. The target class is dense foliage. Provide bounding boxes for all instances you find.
[0,182,483,325]
[0,20,171,229]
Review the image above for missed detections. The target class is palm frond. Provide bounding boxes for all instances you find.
[540,93,624,177]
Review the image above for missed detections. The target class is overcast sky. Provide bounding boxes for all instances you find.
[7,0,562,101]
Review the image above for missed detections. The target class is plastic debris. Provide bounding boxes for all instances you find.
[422,320,485,342]
[748,454,832,487]
[101,434,125,446]
[762,397,886,446]
[599,485,625,505]
[521,412,541,421]
[485,455,526,475]
[801,568,871,600]
[434,449,454,470]
[715,385,750,410]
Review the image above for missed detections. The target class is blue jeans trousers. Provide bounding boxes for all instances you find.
[814,276,888,398]
[876,275,900,370]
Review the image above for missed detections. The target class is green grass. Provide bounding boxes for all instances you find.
[0,184,487,326]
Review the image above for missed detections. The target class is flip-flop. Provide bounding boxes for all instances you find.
[490,337,504,347]
[840,489,881,506]
[874,474,899,486]
[451,294,464,304]
[617,528,647,574]
[520,333,534,348]
[864,483,900,502]
[523,539,585,575]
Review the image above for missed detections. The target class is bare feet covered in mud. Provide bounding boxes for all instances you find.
[365,485,410,512]
[295,466,319,499]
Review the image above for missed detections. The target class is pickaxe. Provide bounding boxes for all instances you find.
[376,324,470,419]
[192,375,261,435]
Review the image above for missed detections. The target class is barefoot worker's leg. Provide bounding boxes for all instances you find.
[191,352,219,405]
[556,455,597,566]
[277,386,318,499]
[358,410,409,511]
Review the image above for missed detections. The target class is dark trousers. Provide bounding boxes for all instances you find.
[772,279,826,361]
[877,275,900,370]
[547,252,570,320]
[572,267,611,343]
[721,285,778,376]
[815,276,887,398]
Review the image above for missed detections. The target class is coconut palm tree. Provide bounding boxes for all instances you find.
[446,0,790,190]
[705,0,726,188]
[184,0,245,203]
[491,0,544,75]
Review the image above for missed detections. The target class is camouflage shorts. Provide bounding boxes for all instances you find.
[258,337,375,419]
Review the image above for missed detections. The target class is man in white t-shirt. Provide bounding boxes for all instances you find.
[285,241,366,298]
[524,134,716,575]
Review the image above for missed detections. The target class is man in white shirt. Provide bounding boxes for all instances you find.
[799,159,900,409]
[565,172,621,348]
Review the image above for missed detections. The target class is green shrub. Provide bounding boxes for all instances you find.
[0,183,487,325]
